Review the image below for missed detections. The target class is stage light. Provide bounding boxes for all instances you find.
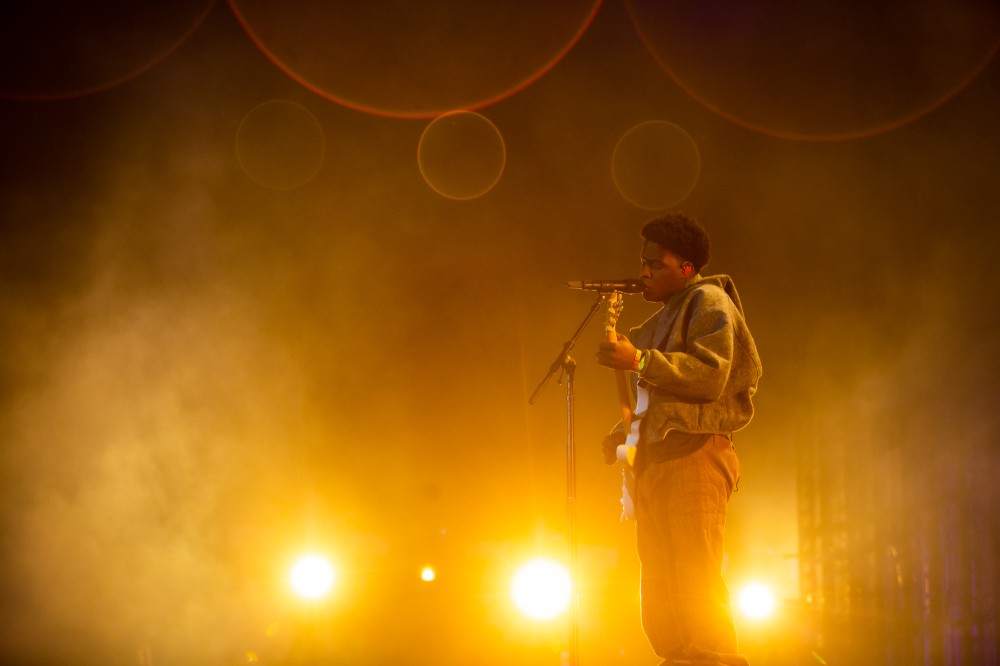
[510,558,572,621]
[290,554,335,600]
[737,582,776,620]
[420,566,436,582]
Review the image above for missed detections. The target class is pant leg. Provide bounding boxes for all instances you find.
[636,435,746,665]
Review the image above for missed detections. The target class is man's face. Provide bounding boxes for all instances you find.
[639,240,691,302]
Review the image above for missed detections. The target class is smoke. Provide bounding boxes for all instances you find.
[0,167,311,664]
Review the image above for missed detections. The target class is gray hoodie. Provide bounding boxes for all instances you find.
[627,274,762,440]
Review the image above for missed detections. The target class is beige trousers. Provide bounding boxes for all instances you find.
[635,434,748,666]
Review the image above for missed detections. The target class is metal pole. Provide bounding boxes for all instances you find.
[565,357,579,666]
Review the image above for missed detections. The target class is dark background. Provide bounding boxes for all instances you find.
[1,1,998,664]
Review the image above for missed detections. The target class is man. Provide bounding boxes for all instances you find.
[596,212,761,666]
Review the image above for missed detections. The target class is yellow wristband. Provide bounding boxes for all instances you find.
[637,350,648,373]
[631,349,642,372]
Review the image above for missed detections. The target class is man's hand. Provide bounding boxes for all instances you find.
[601,430,626,464]
[596,334,639,370]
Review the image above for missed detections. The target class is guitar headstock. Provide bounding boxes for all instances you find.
[603,291,624,337]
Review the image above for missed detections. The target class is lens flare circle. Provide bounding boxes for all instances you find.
[418,110,506,200]
[510,558,572,621]
[0,0,216,101]
[625,0,1000,141]
[612,120,700,210]
[290,554,335,600]
[738,582,776,620]
[235,99,326,190]
[228,0,603,118]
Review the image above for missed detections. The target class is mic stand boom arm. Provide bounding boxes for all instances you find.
[528,293,603,405]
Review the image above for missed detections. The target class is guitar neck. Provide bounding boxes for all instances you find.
[602,291,633,428]
[607,328,634,428]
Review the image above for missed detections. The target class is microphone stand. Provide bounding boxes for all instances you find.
[529,293,607,666]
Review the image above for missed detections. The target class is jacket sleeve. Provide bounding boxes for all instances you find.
[638,291,735,403]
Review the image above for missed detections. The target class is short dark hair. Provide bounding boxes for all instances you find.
[640,211,711,271]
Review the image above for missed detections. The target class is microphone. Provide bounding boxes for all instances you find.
[566,279,644,293]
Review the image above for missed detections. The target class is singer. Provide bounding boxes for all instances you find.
[595,212,762,666]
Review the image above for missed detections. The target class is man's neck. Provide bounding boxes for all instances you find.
[660,274,700,305]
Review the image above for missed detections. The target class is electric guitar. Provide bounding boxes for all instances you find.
[603,292,638,521]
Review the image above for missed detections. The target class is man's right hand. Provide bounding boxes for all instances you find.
[601,431,626,465]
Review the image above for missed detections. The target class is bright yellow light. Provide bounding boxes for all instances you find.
[420,566,436,582]
[290,554,335,600]
[738,582,776,620]
[510,558,572,620]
